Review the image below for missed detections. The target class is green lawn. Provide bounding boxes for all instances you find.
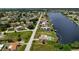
[30,40,72,51]
[17,45,26,51]
[30,40,60,51]
[4,31,32,43]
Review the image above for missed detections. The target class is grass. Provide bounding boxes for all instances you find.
[30,40,72,51]
[30,40,60,51]
[17,45,26,51]
[4,31,32,43]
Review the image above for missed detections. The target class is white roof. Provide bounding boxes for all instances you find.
[39,35,48,40]
[8,45,12,49]
[0,44,4,50]
[41,27,50,28]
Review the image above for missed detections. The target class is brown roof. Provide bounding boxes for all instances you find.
[8,43,17,51]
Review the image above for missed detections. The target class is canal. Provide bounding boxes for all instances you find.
[48,13,79,44]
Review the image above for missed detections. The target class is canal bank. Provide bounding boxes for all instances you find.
[48,13,79,44]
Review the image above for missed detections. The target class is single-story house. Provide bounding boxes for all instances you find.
[0,44,4,50]
[40,27,51,31]
[40,20,48,27]
[0,32,4,38]
[7,27,14,31]
[77,16,79,20]
[15,26,25,31]
[39,35,48,44]
[8,43,17,51]
[0,32,4,36]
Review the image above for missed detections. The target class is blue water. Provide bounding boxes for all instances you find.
[48,13,79,44]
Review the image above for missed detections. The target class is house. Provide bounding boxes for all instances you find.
[77,16,79,20]
[40,26,51,31]
[8,43,17,51]
[15,26,25,31]
[0,44,4,50]
[40,20,48,27]
[10,23,16,27]
[0,32,4,38]
[0,32,4,36]
[15,22,20,26]
[39,35,48,44]
[1,17,8,21]
[7,27,14,31]
[26,21,33,28]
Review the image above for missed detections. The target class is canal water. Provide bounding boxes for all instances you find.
[48,13,79,44]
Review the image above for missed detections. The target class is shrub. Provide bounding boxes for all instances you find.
[62,44,71,51]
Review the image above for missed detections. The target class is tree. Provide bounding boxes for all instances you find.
[0,12,4,18]
[74,18,78,21]
[70,41,79,49]
[8,39,13,42]
[30,18,38,24]
[27,24,35,29]
[18,34,22,41]
[0,23,10,31]
[62,44,71,51]
[54,43,63,50]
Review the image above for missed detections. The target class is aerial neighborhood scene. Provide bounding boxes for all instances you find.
[0,8,79,51]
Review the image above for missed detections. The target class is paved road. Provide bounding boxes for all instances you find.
[5,29,33,33]
[25,14,42,51]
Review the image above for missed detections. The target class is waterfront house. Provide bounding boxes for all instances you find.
[39,35,48,44]
[77,16,79,20]
[40,20,48,27]
[40,26,51,31]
